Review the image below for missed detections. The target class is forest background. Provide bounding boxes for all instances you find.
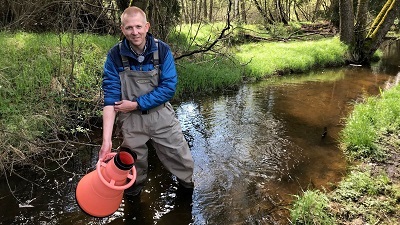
[0,0,399,224]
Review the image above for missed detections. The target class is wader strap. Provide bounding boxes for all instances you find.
[119,42,131,71]
[153,39,159,73]
[119,40,160,72]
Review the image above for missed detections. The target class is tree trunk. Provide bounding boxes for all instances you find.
[203,0,207,20]
[341,0,400,64]
[363,0,400,63]
[191,0,195,23]
[339,0,354,45]
[253,0,273,26]
[115,0,130,13]
[312,0,322,22]
[209,0,213,22]
[351,0,369,62]
[181,0,190,23]
[276,0,288,24]
[130,0,148,10]
[240,0,247,23]
[330,0,340,27]
[234,0,239,19]
[198,0,203,21]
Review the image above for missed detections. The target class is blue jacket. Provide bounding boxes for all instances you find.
[102,33,178,111]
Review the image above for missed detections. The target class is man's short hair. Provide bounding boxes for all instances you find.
[120,6,147,25]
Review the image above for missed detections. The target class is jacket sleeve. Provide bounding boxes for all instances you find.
[136,47,177,111]
[102,51,122,106]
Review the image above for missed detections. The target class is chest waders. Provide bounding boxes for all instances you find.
[117,41,194,196]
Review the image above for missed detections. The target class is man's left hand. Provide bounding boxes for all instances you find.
[114,100,138,113]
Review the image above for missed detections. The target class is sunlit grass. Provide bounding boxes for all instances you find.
[168,22,227,51]
[235,37,347,79]
[176,56,243,97]
[330,167,399,224]
[171,24,347,96]
[0,31,116,144]
[340,84,400,160]
[290,166,400,224]
[290,189,335,225]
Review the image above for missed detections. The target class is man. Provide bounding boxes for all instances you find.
[99,6,194,198]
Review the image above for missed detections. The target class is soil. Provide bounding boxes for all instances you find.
[336,133,400,224]
[371,133,400,186]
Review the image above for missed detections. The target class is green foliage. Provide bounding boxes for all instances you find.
[290,190,335,225]
[235,37,347,79]
[330,167,399,224]
[168,23,227,51]
[0,31,116,154]
[291,167,400,225]
[176,56,243,98]
[340,85,400,160]
[266,22,290,37]
[333,169,390,200]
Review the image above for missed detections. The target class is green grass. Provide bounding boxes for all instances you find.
[169,23,347,96]
[235,37,347,79]
[290,166,400,225]
[290,189,335,225]
[330,167,399,224]
[255,68,345,87]
[340,85,400,160]
[0,31,117,153]
[176,56,243,97]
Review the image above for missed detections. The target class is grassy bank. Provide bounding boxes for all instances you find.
[235,37,347,79]
[0,32,119,171]
[290,84,400,224]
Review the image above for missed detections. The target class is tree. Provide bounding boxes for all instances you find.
[340,0,400,64]
[339,0,354,45]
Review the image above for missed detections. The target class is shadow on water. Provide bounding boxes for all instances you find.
[0,40,399,225]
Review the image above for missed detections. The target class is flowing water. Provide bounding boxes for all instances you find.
[0,40,399,225]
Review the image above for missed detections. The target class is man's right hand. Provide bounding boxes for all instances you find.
[99,140,112,161]
[100,105,117,161]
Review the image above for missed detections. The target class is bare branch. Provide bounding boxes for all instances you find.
[174,0,233,60]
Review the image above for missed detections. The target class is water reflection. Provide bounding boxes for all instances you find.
[176,67,391,224]
[0,41,399,225]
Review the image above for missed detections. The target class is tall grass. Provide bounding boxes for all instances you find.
[290,189,335,225]
[0,32,117,167]
[235,37,347,79]
[170,23,347,96]
[340,84,400,160]
[176,56,243,97]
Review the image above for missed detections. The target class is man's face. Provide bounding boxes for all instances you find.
[121,13,149,48]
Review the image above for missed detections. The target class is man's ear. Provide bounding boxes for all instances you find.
[119,25,125,41]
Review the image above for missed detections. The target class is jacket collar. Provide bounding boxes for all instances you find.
[120,33,158,59]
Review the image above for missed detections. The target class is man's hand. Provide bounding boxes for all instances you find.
[99,105,116,162]
[99,140,112,161]
[114,100,138,113]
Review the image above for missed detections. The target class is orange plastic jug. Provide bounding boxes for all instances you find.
[76,148,136,217]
